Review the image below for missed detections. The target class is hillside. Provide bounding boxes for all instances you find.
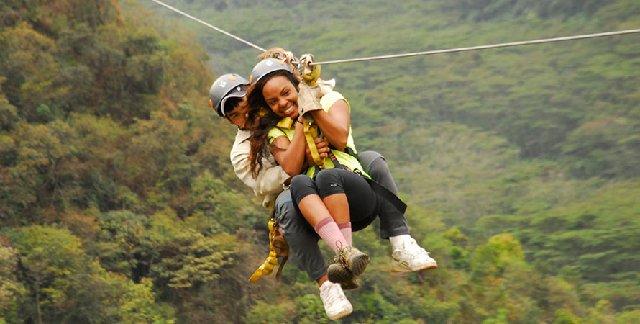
[144,0,640,320]
[0,0,638,322]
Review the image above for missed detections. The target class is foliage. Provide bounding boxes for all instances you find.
[5,225,175,323]
[0,0,637,322]
[0,244,25,323]
[159,0,639,319]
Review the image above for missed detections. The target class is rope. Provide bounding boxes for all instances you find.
[146,0,639,66]
[311,28,640,66]
[148,0,266,52]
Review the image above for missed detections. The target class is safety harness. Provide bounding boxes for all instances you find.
[249,215,288,282]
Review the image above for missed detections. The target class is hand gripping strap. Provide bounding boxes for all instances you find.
[303,119,332,168]
[274,117,331,170]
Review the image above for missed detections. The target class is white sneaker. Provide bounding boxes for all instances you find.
[390,235,438,272]
[319,280,353,320]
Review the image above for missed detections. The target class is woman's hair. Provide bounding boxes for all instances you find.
[246,70,300,178]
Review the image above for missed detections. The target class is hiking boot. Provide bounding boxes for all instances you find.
[327,262,359,290]
[391,236,437,272]
[319,281,352,320]
[337,246,370,277]
[340,277,359,290]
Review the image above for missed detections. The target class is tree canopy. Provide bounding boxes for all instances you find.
[0,0,638,322]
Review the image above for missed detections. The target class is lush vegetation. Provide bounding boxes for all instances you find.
[1,0,638,322]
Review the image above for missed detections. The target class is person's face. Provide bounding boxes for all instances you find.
[225,98,248,129]
[262,75,298,119]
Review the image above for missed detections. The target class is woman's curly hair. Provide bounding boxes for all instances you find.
[246,70,300,178]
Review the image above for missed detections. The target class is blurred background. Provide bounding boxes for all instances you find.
[0,0,638,322]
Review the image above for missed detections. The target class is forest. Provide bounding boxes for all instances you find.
[1,0,639,322]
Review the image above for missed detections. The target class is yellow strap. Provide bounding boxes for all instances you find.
[276,117,293,129]
[303,120,324,167]
[299,59,332,169]
[279,116,332,169]
[249,218,279,283]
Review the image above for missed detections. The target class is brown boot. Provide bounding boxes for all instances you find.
[327,262,359,290]
[335,246,369,277]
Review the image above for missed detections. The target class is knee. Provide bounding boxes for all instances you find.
[364,152,389,177]
[290,175,317,205]
[275,191,295,220]
[315,169,345,198]
[369,157,391,180]
[357,150,383,174]
[291,174,314,192]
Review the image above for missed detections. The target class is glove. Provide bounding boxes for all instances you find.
[299,54,321,86]
[299,54,336,98]
[318,78,336,97]
[304,77,336,99]
[297,83,323,116]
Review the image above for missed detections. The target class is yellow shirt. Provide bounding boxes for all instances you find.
[267,91,368,178]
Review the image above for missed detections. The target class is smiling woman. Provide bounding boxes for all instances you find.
[247,58,354,177]
[246,62,304,177]
[262,75,299,119]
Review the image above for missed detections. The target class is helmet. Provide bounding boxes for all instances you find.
[250,58,293,84]
[209,73,249,117]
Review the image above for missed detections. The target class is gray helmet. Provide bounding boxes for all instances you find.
[250,58,293,84]
[209,73,249,117]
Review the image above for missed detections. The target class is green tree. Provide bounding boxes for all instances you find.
[7,225,175,323]
[0,244,25,323]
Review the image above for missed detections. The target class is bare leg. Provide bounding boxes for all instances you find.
[322,193,350,224]
[298,194,334,228]
[316,273,328,286]
[298,193,349,254]
[323,193,352,245]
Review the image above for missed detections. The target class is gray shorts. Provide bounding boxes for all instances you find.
[274,189,326,281]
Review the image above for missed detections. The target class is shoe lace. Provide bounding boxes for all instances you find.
[335,242,349,266]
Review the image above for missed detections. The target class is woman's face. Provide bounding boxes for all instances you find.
[261,75,298,119]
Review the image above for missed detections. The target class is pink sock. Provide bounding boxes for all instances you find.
[314,218,349,253]
[337,222,352,245]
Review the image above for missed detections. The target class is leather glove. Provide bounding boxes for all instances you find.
[299,54,336,98]
[318,78,336,97]
[297,83,323,115]
[299,54,321,86]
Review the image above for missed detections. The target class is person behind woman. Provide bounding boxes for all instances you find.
[209,72,355,320]
[246,58,437,285]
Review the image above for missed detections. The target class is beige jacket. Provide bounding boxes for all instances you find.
[230,129,290,207]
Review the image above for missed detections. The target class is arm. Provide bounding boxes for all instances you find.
[270,120,308,176]
[310,99,350,151]
[253,163,291,197]
[230,131,289,197]
[305,137,330,164]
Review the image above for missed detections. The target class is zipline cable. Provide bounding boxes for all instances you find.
[147,0,640,67]
[311,29,640,65]
[149,0,266,52]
